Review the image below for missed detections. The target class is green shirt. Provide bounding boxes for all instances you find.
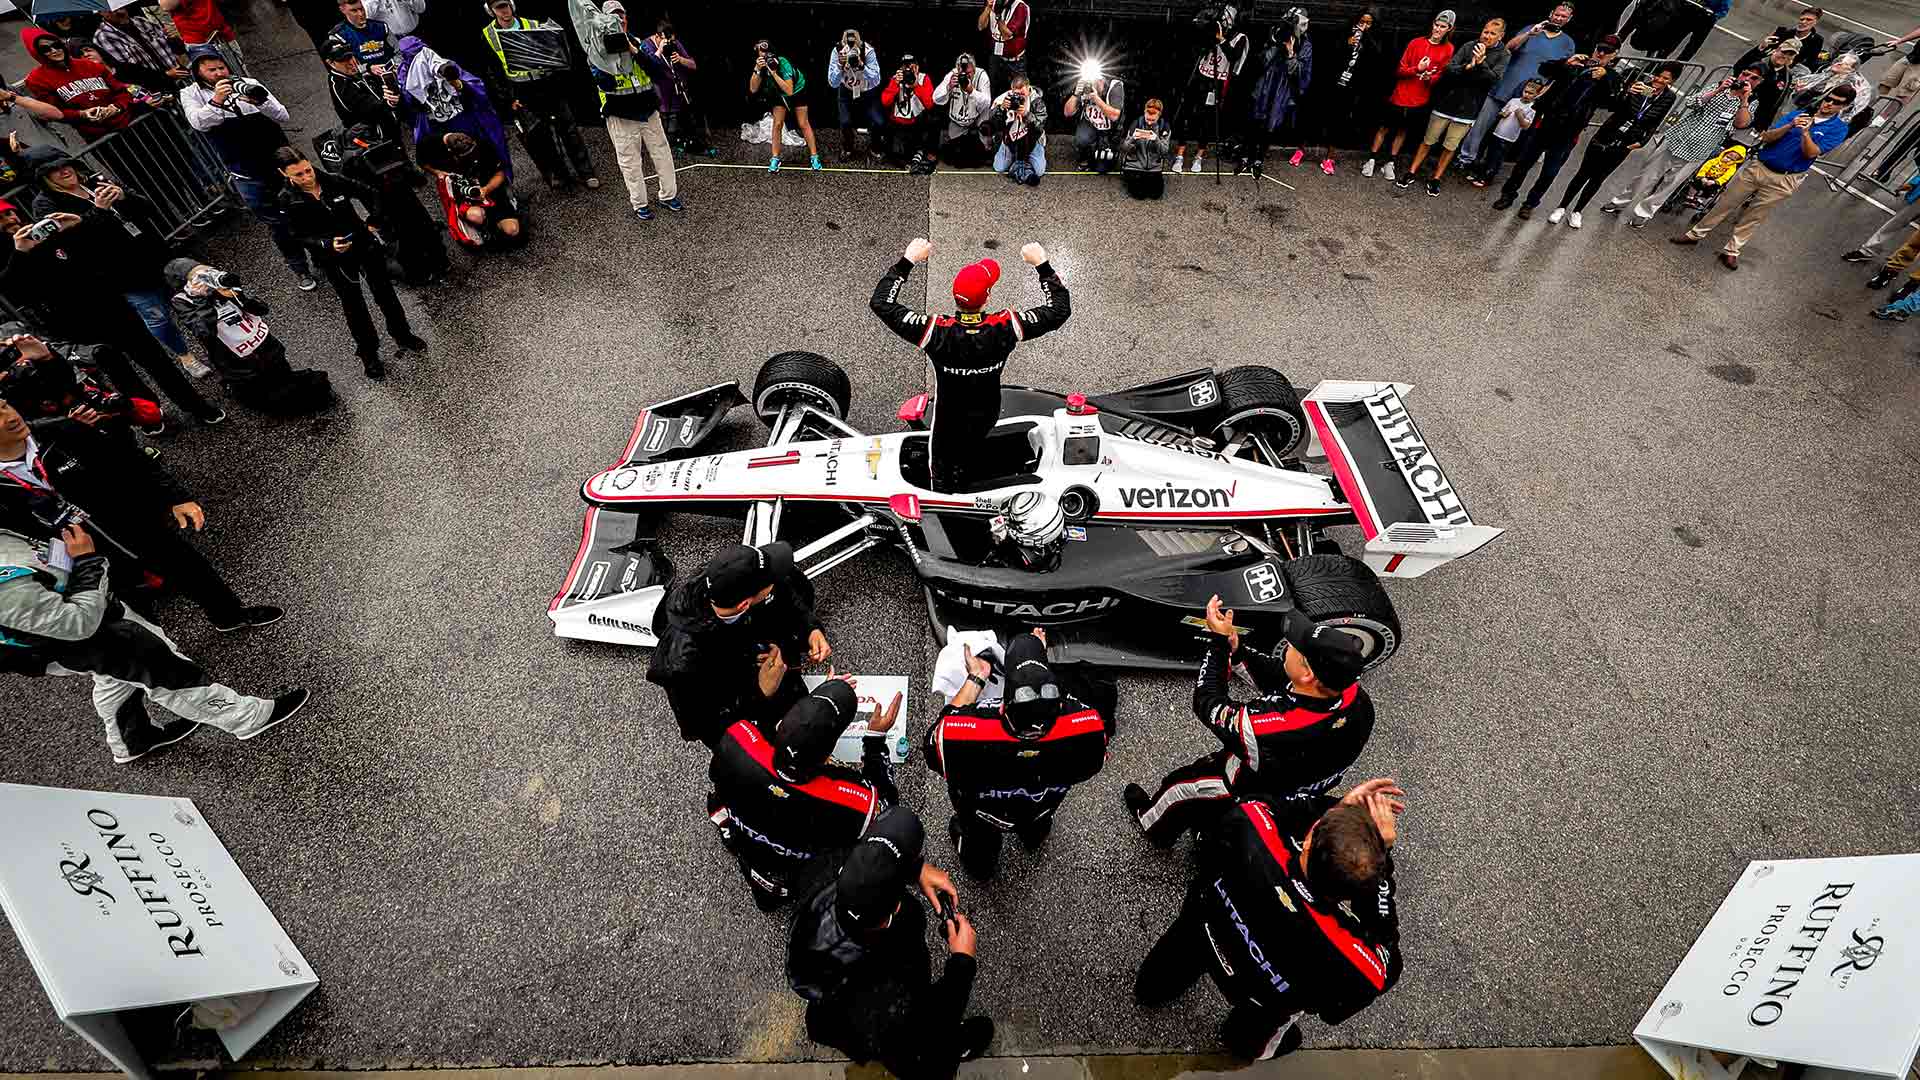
[757,55,804,104]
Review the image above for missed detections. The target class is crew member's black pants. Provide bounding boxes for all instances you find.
[927,392,996,492]
[1559,142,1632,211]
[322,251,413,360]
[948,803,1054,879]
[1133,750,1236,846]
[58,300,218,422]
[96,517,247,625]
[1137,880,1304,1060]
[515,77,595,185]
[1502,127,1581,209]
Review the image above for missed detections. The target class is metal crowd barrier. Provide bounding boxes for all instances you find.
[1829,105,1920,202]
[4,100,233,241]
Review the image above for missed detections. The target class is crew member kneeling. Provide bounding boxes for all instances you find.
[1136,780,1406,1060]
[647,541,832,747]
[870,236,1070,492]
[923,629,1112,878]
[1125,594,1374,846]
[708,676,902,910]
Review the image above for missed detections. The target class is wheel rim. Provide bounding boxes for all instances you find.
[1216,406,1304,461]
[755,381,843,421]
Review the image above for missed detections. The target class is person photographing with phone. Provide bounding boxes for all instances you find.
[1672,84,1854,269]
[1493,33,1627,218]
[1121,96,1173,198]
[1546,61,1679,228]
[870,236,1070,492]
[1602,66,1755,226]
[788,803,994,1076]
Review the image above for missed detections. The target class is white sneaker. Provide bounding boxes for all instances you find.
[1569,211,1583,229]
[1361,158,1376,177]
[1189,155,1206,173]
[1172,154,1185,172]
[1380,162,1396,182]
[1547,207,1567,224]
[177,353,214,379]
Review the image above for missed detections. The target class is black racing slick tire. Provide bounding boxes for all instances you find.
[1212,366,1307,462]
[753,351,853,426]
[1283,554,1401,670]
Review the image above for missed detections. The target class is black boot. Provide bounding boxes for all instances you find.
[1868,269,1898,289]
[1894,279,1920,304]
[361,352,386,379]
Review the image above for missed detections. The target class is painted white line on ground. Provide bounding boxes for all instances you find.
[1783,0,1894,39]
[1810,164,1897,211]
[1713,23,1753,43]
[640,161,1298,191]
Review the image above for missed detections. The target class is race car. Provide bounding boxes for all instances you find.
[549,352,1502,671]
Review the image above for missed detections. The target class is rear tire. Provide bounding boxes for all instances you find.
[1283,554,1401,670]
[1212,366,1307,462]
[752,351,852,426]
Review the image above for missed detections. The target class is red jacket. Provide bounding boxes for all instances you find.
[21,27,138,138]
[881,73,934,124]
[164,0,233,45]
[1387,36,1454,108]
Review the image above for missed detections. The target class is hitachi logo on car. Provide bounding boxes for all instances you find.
[1118,482,1233,509]
[941,594,1120,618]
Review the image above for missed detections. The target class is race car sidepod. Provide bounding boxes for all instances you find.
[1301,381,1503,579]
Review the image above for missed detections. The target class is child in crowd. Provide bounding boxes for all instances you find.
[1681,145,1746,213]
[164,258,333,416]
[1468,77,1542,188]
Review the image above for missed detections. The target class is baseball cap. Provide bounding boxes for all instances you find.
[1777,37,1803,53]
[703,541,795,607]
[1281,612,1368,691]
[952,258,1000,310]
[1435,9,1456,28]
[321,36,355,62]
[773,680,857,778]
[1594,33,1622,51]
[836,806,925,926]
[0,197,18,214]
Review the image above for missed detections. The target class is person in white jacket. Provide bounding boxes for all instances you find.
[930,52,993,169]
[828,29,882,160]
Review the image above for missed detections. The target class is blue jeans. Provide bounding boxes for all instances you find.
[231,174,311,277]
[123,287,191,357]
[836,86,882,131]
[993,139,1047,179]
[1501,129,1578,209]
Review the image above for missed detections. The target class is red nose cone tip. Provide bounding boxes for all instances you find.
[1065,393,1096,415]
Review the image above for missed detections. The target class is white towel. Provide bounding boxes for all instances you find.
[931,626,1005,704]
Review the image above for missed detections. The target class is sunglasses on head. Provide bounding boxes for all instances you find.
[1011,683,1060,705]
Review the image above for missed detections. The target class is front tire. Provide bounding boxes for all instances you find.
[1211,366,1307,462]
[752,351,852,426]
[1283,554,1401,670]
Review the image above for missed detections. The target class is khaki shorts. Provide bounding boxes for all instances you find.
[1423,113,1472,150]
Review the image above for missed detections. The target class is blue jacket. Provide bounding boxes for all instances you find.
[1248,38,1312,132]
[329,18,394,69]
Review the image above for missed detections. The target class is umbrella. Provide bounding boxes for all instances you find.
[30,0,109,20]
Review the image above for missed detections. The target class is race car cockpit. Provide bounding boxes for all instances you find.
[898,420,1046,492]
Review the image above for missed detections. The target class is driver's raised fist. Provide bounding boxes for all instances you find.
[905,237,933,263]
[1021,242,1047,266]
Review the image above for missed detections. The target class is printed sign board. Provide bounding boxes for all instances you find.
[802,674,912,765]
[0,783,318,1079]
[1634,855,1920,1080]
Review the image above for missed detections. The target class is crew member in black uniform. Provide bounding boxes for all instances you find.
[923,629,1112,878]
[1124,594,1375,846]
[708,677,903,910]
[1135,779,1406,1060]
[869,236,1071,492]
[788,804,992,1077]
[648,541,833,748]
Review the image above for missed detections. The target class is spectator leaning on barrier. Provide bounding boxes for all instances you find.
[1362,11,1456,183]
[1305,10,1380,176]
[1240,11,1305,177]
[483,0,598,193]
[566,0,682,214]
[93,8,187,86]
[990,75,1046,185]
[827,28,882,162]
[1546,61,1678,228]
[878,54,936,170]
[1671,85,1854,270]
[1063,68,1124,174]
[1122,97,1173,198]
[1602,67,1754,227]
[1493,35,1627,218]
[159,0,242,73]
[163,259,334,416]
[1457,2,1574,171]
[69,39,168,98]
[931,53,993,170]
[1402,17,1505,196]
[20,28,145,142]
[979,0,1031,89]
[642,18,703,157]
[181,52,317,290]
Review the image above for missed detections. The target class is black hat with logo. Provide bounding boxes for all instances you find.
[1281,612,1368,691]
[836,805,925,927]
[774,680,857,778]
[704,541,795,607]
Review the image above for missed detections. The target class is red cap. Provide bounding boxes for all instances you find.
[0,197,16,214]
[952,258,1000,310]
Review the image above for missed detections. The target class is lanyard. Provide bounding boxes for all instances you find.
[1,456,50,492]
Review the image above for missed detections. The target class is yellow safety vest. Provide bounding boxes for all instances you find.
[483,18,547,83]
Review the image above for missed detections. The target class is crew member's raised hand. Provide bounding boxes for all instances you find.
[905,237,933,263]
[867,691,903,733]
[1021,241,1046,266]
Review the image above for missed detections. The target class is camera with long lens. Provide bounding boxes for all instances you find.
[315,123,409,181]
[231,77,271,105]
[0,347,126,423]
[454,176,486,202]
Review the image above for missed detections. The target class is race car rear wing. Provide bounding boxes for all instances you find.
[1300,381,1503,579]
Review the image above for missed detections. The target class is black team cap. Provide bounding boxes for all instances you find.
[1281,611,1368,691]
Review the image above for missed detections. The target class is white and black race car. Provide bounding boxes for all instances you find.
[550,352,1501,670]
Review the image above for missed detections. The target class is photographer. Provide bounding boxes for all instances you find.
[181,53,317,291]
[1492,35,1627,218]
[930,53,992,169]
[977,0,1031,89]
[0,397,282,634]
[163,259,333,416]
[1122,97,1172,197]
[1173,5,1251,174]
[0,519,308,764]
[1243,9,1312,177]
[1062,67,1124,173]
[483,0,599,192]
[21,29,145,142]
[641,18,704,157]
[989,75,1047,184]
[565,0,682,216]
[1671,85,1853,270]
[419,131,525,249]
[323,37,406,150]
[0,324,155,432]
[878,54,935,169]
[827,28,882,162]
[788,805,993,1078]
[748,38,820,172]
[275,147,426,379]
[1547,62,1679,228]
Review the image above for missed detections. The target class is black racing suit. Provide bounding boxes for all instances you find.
[869,256,1071,492]
[1138,796,1402,1059]
[709,719,897,909]
[1133,635,1374,845]
[923,696,1111,877]
[788,806,980,1080]
[645,543,824,747]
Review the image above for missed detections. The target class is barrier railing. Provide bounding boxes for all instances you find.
[1828,100,1920,197]
[3,102,233,241]
[1813,94,1910,173]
